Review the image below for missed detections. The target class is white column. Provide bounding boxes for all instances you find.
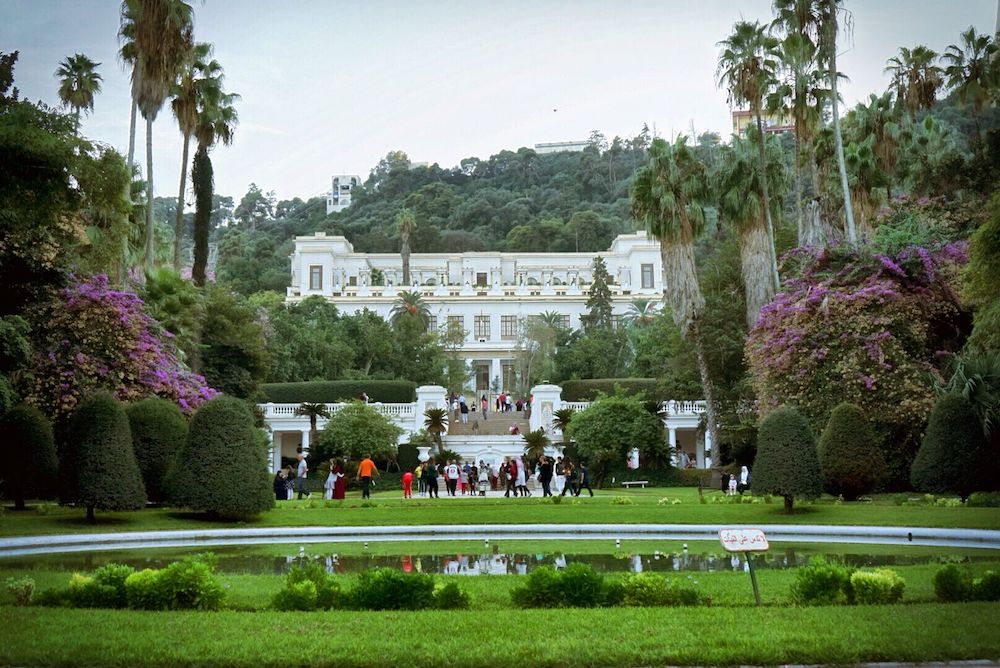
[490,358,502,394]
[668,426,678,467]
[270,430,282,472]
[529,384,562,434]
[300,429,310,456]
[696,431,705,469]
[704,427,713,468]
[415,384,448,433]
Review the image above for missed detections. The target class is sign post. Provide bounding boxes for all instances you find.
[719,528,769,606]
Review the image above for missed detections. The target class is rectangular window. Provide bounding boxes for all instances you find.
[448,315,464,332]
[348,276,357,287]
[641,263,654,289]
[476,272,488,287]
[611,314,622,330]
[502,363,516,391]
[475,315,490,340]
[309,265,322,290]
[501,315,518,340]
[559,314,571,330]
[427,316,437,334]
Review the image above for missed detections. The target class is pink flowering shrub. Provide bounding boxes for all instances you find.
[26,275,217,422]
[746,242,969,484]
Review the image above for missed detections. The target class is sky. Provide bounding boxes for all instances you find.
[2,0,997,203]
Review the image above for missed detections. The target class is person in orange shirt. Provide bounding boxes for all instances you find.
[356,454,380,499]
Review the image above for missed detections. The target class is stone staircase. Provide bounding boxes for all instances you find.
[447,409,530,436]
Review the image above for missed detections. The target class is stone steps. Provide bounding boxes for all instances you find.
[448,411,530,436]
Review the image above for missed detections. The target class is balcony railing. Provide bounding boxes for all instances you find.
[261,402,415,420]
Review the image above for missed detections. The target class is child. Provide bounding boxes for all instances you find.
[402,469,413,499]
[728,474,738,496]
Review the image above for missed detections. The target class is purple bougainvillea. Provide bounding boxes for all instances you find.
[746,243,969,476]
[26,275,217,421]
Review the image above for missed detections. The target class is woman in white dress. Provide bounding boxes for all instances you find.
[515,456,529,497]
[324,462,336,500]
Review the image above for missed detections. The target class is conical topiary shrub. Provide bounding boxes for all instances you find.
[818,402,885,500]
[911,393,988,500]
[752,405,822,514]
[169,395,273,518]
[0,405,59,509]
[126,398,188,503]
[68,392,146,522]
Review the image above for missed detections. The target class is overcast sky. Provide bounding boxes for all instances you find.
[3,1,997,202]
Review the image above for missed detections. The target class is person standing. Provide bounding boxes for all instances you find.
[478,460,489,496]
[296,452,310,500]
[459,462,470,495]
[576,462,594,497]
[273,470,287,501]
[324,461,336,500]
[498,391,506,413]
[538,455,554,497]
[554,457,566,495]
[515,456,529,497]
[481,395,488,420]
[446,459,459,496]
[738,466,751,494]
[422,461,439,498]
[332,459,346,500]
[356,453,380,500]
[460,398,469,424]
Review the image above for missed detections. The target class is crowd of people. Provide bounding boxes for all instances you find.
[449,391,531,424]
[409,455,593,498]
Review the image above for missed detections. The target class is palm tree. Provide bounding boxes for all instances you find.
[942,352,1000,439]
[818,0,857,244]
[623,298,660,327]
[122,0,195,270]
[295,402,330,452]
[717,130,787,328]
[396,208,417,286]
[191,72,239,286]
[843,135,887,239]
[631,136,719,458]
[54,53,103,128]
[942,27,998,145]
[885,45,943,121]
[390,289,431,329]
[844,92,905,196]
[118,3,139,170]
[537,310,566,329]
[552,407,575,442]
[717,20,782,292]
[522,428,550,463]
[423,407,448,454]
[171,42,217,271]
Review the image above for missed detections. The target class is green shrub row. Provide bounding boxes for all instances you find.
[510,564,704,609]
[271,565,469,611]
[33,555,225,611]
[261,381,417,404]
[932,564,1000,602]
[791,557,905,605]
[966,491,1000,507]
[560,378,660,402]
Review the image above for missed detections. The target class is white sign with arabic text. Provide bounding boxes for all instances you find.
[719,528,769,552]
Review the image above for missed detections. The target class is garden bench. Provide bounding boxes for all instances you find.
[621,480,649,488]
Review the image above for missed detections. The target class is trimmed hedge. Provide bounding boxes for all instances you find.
[261,381,417,404]
[818,403,884,500]
[169,396,273,518]
[68,393,146,521]
[560,378,660,402]
[0,404,58,509]
[752,405,822,513]
[126,398,188,503]
[911,393,991,500]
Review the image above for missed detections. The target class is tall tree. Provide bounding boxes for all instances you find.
[818,0,857,243]
[118,2,138,170]
[717,20,782,291]
[884,45,943,121]
[191,71,239,286]
[717,129,787,328]
[54,53,102,127]
[389,290,431,329]
[122,0,195,270]
[631,136,720,459]
[942,27,998,145]
[396,207,417,286]
[171,42,217,271]
[584,256,613,329]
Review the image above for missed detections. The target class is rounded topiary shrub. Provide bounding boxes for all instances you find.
[818,402,885,500]
[168,395,273,518]
[126,398,188,503]
[68,392,147,522]
[0,404,59,509]
[911,393,988,500]
[752,405,822,513]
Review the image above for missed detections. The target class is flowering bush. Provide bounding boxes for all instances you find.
[747,243,969,483]
[26,275,216,421]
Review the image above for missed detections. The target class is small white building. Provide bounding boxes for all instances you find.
[534,140,591,154]
[287,232,664,393]
[326,175,360,214]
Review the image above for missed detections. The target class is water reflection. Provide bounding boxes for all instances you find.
[5,545,997,577]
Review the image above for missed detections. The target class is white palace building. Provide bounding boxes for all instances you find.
[260,231,715,471]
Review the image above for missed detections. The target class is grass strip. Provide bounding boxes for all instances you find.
[1,602,998,666]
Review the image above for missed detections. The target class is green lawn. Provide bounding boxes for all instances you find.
[2,602,998,667]
[4,487,999,536]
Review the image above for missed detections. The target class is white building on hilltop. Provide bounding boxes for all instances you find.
[326,175,360,214]
[286,232,663,393]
